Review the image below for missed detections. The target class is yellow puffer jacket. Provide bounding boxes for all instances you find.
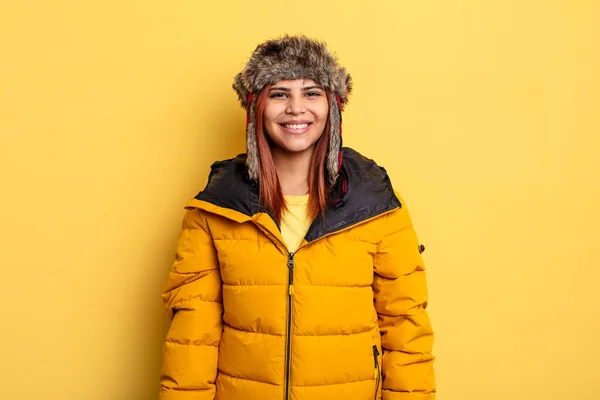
[160,148,435,400]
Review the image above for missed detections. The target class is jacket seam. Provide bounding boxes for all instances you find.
[164,338,219,347]
[293,376,375,388]
[293,327,375,337]
[385,349,434,356]
[213,238,272,242]
[377,224,413,246]
[160,384,213,391]
[218,370,279,386]
[222,283,371,288]
[169,294,220,307]
[299,284,371,288]
[225,324,284,337]
[190,208,213,237]
[352,238,379,245]
[381,388,437,394]
[223,283,285,287]
[375,303,427,317]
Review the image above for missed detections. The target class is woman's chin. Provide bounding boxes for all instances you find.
[273,141,316,155]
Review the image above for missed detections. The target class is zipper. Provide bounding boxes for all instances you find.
[249,221,294,399]
[284,252,295,400]
[373,345,381,400]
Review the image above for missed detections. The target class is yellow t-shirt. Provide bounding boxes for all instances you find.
[281,194,311,253]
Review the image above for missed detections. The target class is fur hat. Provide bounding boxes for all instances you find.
[232,35,352,185]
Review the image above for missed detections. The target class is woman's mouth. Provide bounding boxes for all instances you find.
[280,122,312,134]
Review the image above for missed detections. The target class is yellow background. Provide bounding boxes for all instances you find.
[1,1,598,399]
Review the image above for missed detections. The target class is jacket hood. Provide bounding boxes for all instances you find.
[192,147,401,243]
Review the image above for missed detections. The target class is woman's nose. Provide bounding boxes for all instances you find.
[286,95,306,114]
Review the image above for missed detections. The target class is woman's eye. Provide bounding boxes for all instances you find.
[306,92,321,97]
[270,93,287,98]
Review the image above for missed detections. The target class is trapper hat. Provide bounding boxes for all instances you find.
[232,35,352,186]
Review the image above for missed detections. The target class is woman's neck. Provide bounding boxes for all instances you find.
[271,147,313,196]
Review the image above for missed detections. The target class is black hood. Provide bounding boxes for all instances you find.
[194,147,401,243]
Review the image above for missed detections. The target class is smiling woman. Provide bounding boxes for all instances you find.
[159,35,436,400]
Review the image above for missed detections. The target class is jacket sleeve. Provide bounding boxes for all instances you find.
[373,195,436,400]
[160,208,223,400]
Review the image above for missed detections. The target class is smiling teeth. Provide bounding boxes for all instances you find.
[284,123,309,129]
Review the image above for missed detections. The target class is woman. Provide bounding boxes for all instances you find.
[160,35,435,400]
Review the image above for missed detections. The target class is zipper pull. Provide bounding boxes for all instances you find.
[288,253,295,295]
[373,345,380,378]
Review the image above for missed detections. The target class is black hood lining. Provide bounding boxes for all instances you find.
[194,148,401,243]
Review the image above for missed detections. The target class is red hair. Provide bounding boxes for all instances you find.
[254,87,332,224]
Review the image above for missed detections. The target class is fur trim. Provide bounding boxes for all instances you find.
[246,100,259,181]
[233,35,352,183]
[327,97,341,185]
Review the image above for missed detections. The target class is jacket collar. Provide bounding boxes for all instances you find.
[191,147,401,243]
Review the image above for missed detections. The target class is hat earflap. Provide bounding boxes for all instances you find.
[327,92,343,186]
[245,92,259,182]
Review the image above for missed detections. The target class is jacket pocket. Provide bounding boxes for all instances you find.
[372,345,381,400]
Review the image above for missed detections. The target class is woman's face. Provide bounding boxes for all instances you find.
[263,79,329,156]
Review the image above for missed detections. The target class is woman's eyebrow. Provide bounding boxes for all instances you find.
[268,86,323,92]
